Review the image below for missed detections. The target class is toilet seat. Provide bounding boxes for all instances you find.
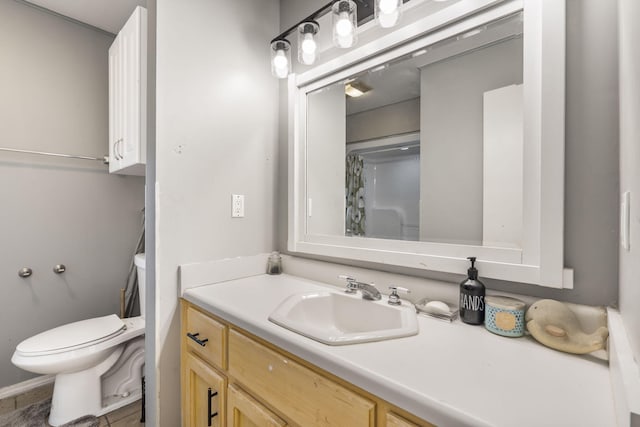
[15,314,125,357]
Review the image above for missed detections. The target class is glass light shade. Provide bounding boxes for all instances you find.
[375,0,402,28]
[332,0,357,49]
[270,40,291,79]
[297,22,319,65]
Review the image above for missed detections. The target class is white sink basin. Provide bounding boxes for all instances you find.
[268,290,419,345]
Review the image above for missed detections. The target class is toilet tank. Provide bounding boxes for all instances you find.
[134,253,146,318]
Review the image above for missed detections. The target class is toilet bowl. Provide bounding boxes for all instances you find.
[11,253,147,426]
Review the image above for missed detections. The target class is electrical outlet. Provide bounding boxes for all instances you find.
[232,194,245,218]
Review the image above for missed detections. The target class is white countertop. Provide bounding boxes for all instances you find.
[183,273,616,427]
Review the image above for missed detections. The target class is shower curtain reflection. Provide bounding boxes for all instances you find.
[346,139,420,241]
[345,153,365,236]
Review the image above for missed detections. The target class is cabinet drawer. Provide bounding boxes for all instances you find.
[228,329,375,427]
[185,305,226,369]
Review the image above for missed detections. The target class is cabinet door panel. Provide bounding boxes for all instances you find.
[119,7,142,170]
[108,36,121,173]
[227,384,286,427]
[107,6,146,175]
[183,352,225,427]
[228,329,375,427]
[386,412,430,427]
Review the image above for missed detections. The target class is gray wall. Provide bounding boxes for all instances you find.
[618,0,640,360]
[278,0,619,307]
[0,1,145,387]
[420,37,522,245]
[346,98,420,143]
[307,83,346,236]
[154,0,279,425]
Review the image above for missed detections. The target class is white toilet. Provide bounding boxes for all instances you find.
[12,253,147,426]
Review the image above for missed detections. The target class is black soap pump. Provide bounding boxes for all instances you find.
[459,257,485,325]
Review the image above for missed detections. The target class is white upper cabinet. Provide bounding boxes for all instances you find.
[109,6,147,176]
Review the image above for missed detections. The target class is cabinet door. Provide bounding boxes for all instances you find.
[118,6,145,171]
[183,352,225,427]
[108,35,122,173]
[227,384,286,427]
[108,6,146,175]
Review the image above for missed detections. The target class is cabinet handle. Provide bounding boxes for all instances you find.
[186,332,208,347]
[207,388,218,426]
[117,138,124,159]
[114,139,122,160]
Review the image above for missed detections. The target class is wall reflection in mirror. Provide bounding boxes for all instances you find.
[306,12,524,249]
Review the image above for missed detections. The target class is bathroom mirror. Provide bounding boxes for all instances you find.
[288,0,571,288]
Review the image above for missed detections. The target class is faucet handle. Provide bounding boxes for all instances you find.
[388,286,410,306]
[338,275,358,293]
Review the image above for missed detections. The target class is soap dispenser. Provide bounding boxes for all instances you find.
[459,256,485,325]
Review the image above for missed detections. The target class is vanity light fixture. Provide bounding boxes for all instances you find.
[298,21,319,65]
[376,0,402,28]
[345,81,371,97]
[270,0,412,78]
[333,0,358,48]
[270,39,291,79]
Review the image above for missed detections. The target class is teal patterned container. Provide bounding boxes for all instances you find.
[484,296,526,337]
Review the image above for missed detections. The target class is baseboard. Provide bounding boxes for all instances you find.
[0,375,54,400]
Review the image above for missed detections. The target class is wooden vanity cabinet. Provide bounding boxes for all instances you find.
[181,300,434,427]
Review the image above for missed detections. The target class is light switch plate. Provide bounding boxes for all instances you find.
[232,194,245,218]
[621,191,630,251]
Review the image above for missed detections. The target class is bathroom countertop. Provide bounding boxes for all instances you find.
[182,274,616,427]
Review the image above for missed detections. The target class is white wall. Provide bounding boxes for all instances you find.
[482,84,523,248]
[0,1,145,388]
[420,37,522,245]
[307,83,345,236]
[154,0,279,425]
[618,0,640,361]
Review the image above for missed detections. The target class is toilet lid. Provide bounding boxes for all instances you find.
[16,314,126,355]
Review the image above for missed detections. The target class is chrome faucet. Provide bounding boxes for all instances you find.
[338,275,382,301]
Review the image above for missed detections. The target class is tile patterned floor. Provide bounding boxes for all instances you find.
[0,381,144,427]
[0,399,144,427]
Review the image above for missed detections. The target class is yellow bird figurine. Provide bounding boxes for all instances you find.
[525,299,608,354]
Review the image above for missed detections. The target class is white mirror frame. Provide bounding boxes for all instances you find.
[288,0,572,288]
